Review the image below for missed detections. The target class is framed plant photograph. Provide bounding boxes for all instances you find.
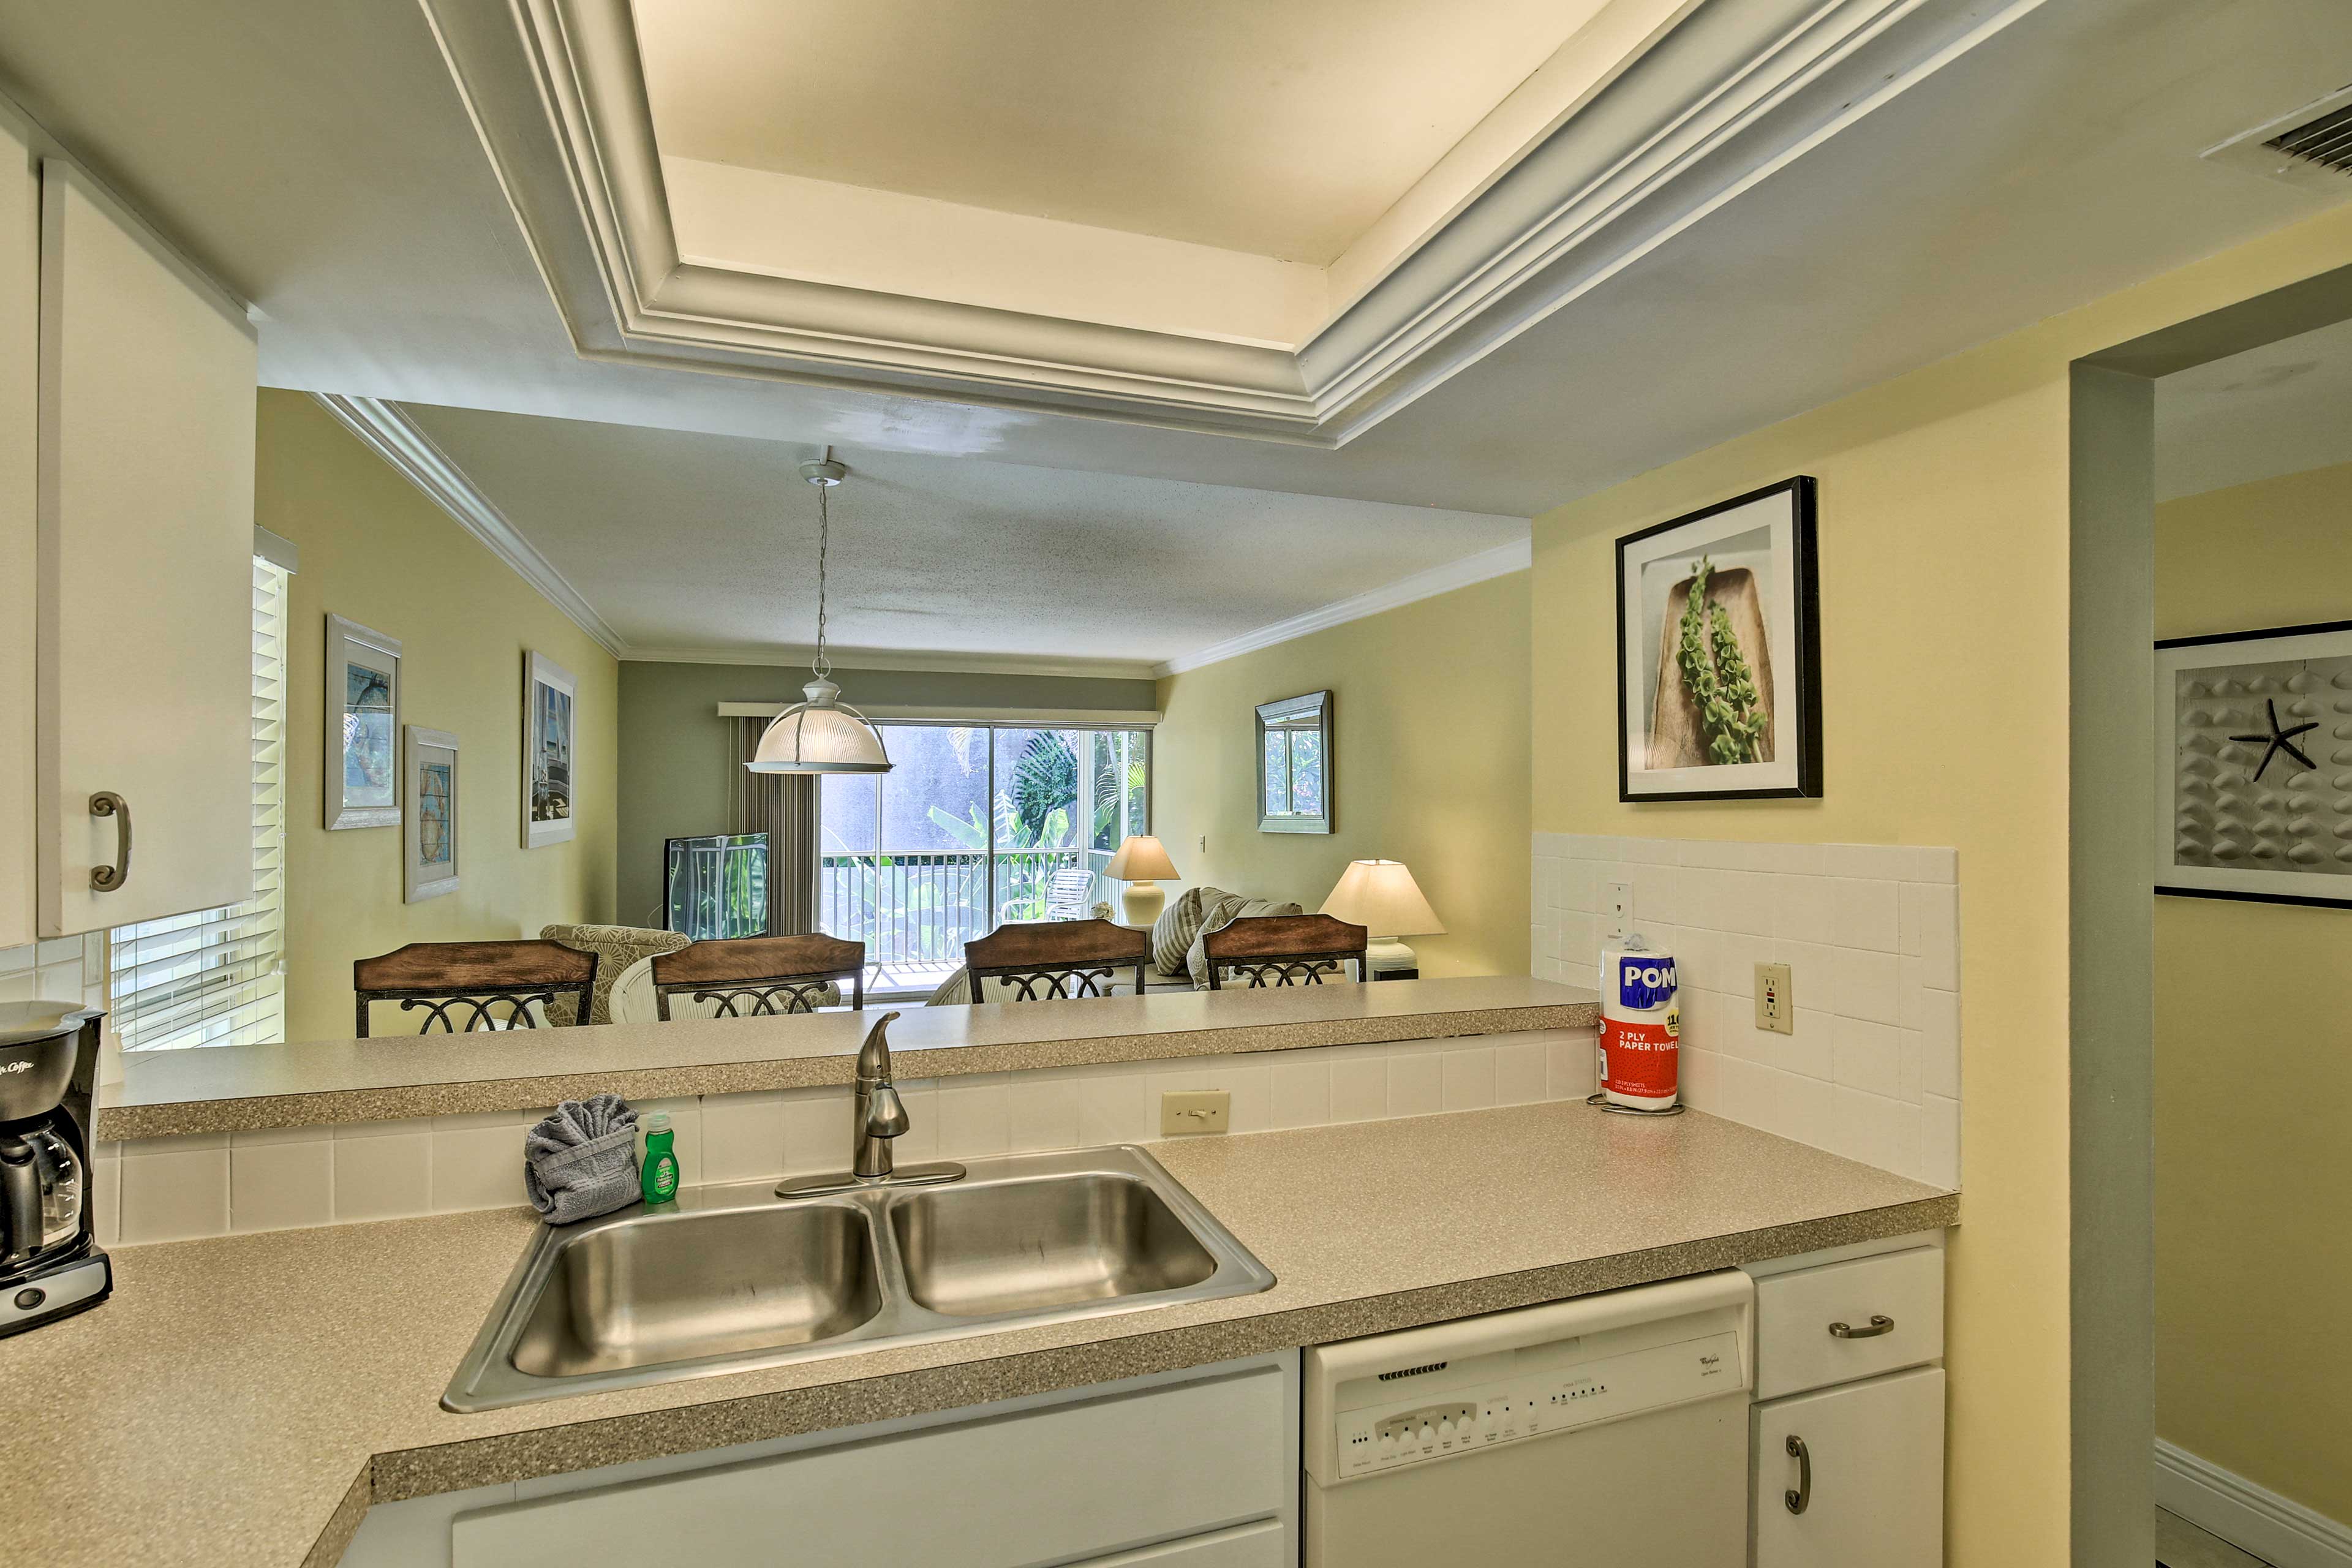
[2154,619,2352,909]
[524,652,577,848]
[325,614,402,830]
[404,725,460,903]
[1616,477,1822,801]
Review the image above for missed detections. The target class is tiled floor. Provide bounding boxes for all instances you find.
[2157,1508,2272,1568]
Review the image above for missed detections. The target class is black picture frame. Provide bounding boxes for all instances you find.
[2152,618,2352,910]
[1615,476,1823,802]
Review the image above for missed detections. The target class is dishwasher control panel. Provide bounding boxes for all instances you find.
[1332,1330,1741,1479]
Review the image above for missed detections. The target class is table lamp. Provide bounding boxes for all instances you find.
[1104,835,1180,926]
[1321,859,1444,978]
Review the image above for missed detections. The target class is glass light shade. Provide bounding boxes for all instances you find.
[1104,834,1179,881]
[1321,858,1445,937]
[746,679,893,774]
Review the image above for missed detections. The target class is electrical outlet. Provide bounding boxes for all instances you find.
[1160,1090,1230,1136]
[1755,962,1795,1034]
[1605,881,1634,940]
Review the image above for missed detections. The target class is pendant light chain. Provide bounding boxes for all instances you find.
[813,478,832,680]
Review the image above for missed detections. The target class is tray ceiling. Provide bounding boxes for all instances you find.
[423,0,2050,443]
[636,0,1613,266]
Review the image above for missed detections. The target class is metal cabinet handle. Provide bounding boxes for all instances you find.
[88,792,130,892]
[1784,1433,1811,1514]
[1828,1314,1896,1339]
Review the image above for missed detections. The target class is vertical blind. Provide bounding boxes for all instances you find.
[107,556,289,1050]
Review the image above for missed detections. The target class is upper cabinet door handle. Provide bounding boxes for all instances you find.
[88,791,130,892]
[1828,1314,1896,1339]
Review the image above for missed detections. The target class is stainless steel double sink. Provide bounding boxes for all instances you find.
[443,1145,1275,1412]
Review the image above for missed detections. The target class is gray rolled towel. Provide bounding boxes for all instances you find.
[525,1094,641,1225]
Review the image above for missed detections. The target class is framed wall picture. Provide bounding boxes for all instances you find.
[404,725,461,903]
[1257,690,1333,834]
[524,652,577,848]
[2154,619,2352,909]
[1616,477,1822,801]
[325,614,402,830]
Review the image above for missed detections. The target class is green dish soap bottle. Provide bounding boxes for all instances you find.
[640,1110,680,1206]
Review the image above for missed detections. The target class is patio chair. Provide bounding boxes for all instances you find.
[1042,866,1096,920]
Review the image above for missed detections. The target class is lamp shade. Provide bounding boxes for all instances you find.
[1321,859,1444,937]
[1104,834,1179,881]
[746,679,892,774]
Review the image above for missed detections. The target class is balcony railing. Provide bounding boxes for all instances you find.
[820,850,1086,968]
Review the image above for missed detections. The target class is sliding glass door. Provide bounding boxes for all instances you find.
[817,723,1150,973]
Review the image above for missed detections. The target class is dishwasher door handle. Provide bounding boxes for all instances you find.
[1784,1434,1811,1515]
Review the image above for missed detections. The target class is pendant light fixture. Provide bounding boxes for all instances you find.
[747,448,894,775]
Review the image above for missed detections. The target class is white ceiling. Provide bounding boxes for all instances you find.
[635,0,1607,265]
[398,403,1526,667]
[0,0,2346,662]
[2157,315,2352,500]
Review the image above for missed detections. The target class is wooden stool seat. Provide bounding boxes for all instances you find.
[1200,913,1369,990]
[963,918,1148,1003]
[649,934,865,1020]
[352,940,599,1036]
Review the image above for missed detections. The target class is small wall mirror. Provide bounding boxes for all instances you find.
[1256,690,1333,834]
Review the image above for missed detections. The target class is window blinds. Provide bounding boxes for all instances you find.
[107,556,288,1050]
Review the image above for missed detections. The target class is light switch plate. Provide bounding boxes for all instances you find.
[1160,1090,1230,1136]
[1755,962,1795,1034]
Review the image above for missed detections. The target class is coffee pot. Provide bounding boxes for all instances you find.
[0,1002,111,1336]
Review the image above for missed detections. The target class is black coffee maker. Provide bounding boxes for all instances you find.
[0,1003,111,1336]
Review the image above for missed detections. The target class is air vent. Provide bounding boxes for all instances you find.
[2206,85,2352,191]
[1377,1362,1448,1382]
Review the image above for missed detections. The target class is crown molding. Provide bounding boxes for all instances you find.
[1154,538,1531,677]
[624,644,1163,682]
[421,0,2041,446]
[312,394,628,659]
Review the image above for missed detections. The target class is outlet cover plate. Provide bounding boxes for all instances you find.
[1161,1090,1231,1136]
[1755,962,1795,1034]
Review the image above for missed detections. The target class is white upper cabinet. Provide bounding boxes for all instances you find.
[0,121,35,951]
[36,162,256,936]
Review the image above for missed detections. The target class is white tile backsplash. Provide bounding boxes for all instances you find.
[1532,833,1962,1189]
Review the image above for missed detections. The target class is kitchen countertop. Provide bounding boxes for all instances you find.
[96,976,1599,1140]
[5,1099,1955,1567]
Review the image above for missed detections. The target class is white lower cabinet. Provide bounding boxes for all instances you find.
[1751,1366,1945,1567]
[1746,1234,1948,1568]
[342,1354,1298,1568]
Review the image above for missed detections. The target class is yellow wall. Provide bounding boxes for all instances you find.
[1529,207,2352,1563]
[2152,461,2352,1525]
[1151,572,1531,979]
[255,390,619,1042]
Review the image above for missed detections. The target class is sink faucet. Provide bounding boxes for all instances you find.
[777,1012,967,1199]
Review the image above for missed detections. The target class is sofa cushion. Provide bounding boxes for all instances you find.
[1151,884,1235,976]
[540,922,693,1025]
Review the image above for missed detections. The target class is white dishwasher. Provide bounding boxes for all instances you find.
[1303,1272,1754,1567]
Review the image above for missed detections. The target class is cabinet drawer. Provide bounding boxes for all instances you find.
[453,1364,1287,1568]
[1755,1246,1942,1400]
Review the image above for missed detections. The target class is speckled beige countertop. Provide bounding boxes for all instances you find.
[5,1099,1954,1567]
[96,976,1599,1140]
